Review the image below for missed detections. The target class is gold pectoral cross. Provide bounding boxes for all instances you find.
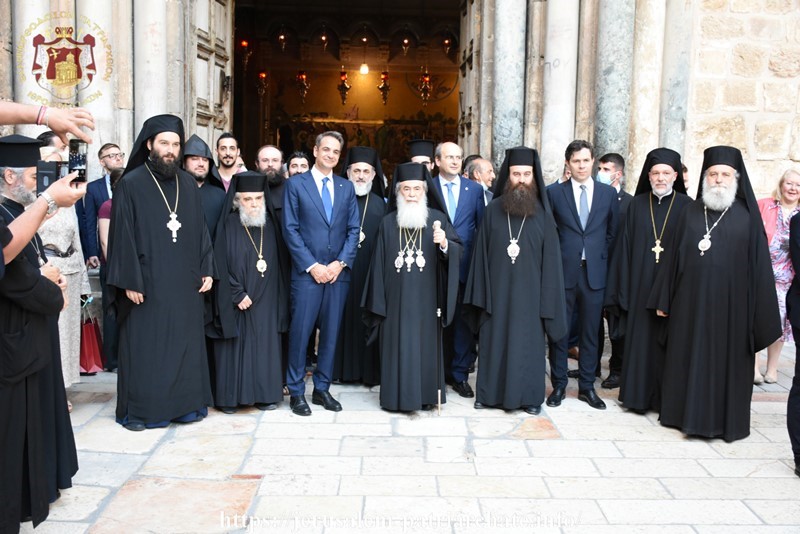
[652,239,664,263]
[167,212,182,243]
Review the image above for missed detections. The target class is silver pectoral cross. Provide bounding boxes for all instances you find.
[651,239,664,263]
[167,212,182,243]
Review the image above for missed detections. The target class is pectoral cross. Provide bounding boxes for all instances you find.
[167,212,182,243]
[652,239,664,263]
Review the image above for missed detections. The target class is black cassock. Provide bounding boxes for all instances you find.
[606,191,691,412]
[464,200,567,410]
[0,253,63,530]
[212,212,284,407]
[107,165,215,425]
[650,199,780,441]
[333,192,386,385]
[362,209,461,411]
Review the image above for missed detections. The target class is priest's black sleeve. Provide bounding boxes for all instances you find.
[540,212,568,341]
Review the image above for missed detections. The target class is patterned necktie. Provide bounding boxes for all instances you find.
[446,182,457,221]
[321,177,333,223]
[579,184,589,229]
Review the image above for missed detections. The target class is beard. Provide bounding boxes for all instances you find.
[149,149,180,179]
[396,194,429,229]
[352,181,372,197]
[264,168,285,187]
[238,202,267,227]
[702,182,737,212]
[186,168,207,183]
[501,181,537,218]
[10,179,36,206]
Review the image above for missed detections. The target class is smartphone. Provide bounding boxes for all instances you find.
[36,161,70,195]
[69,138,88,182]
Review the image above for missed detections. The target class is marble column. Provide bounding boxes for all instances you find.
[491,0,527,168]
[540,0,580,181]
[113,1,134,157]
[133,0,168,133]
[627,0,666,186]
[593,0,635,172]
[477,0,495,161]
[659,0,692,155]
[574,0,598,143]
[523,0,545,150]
[165,0,187,120]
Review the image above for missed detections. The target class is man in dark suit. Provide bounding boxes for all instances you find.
[547,140,618,410]
[432,141,485,397]
[596,152,631,389]
[84,143,125,268]
[283,131,360,416]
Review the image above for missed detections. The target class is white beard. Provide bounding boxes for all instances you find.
[702,182,737,212]
[353,181,372,197]
[396,194,428,229]
[239,203,267,227]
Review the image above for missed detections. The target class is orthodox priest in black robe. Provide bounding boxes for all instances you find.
[362,163,461,411]
[650,145,781,442]
[464,147,567,414]
[605,148,691,413]
[333,146,386,385]
[211,172,288,412]
[107,115,215,431]
[183,134,226,237]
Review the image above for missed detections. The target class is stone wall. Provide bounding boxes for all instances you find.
[685,0,800,197]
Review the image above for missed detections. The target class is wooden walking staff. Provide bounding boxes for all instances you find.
[433,220,443,416]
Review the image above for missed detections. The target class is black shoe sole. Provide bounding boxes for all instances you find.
[312,398,343,412]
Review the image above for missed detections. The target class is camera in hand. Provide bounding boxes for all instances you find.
[69,138,88,182]
[36,160,69,195]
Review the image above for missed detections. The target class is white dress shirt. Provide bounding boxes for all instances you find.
[571,177,594,214]
[311,165,334,204]
[439,175,461,214]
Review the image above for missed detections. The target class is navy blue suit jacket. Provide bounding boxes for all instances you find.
[282,171,360,281]
[83,176,110,259]
[548,179,618,290]
[433,176,484,283]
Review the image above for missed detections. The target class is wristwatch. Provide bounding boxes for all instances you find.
[338,260,347,269]
[40,191,58,215]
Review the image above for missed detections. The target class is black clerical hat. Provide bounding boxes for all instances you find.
[0,134,43,167]
[387,162,446,214]
[634,148,687,196]
[340,146,385,198]
[493,146,550,214]
[394,161,428,183]
[234,171,266,192]
[698,145,757,212]
[408,139,434,160]
[124,114,185,177]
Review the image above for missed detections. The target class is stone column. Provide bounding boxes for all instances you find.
[659,0,692,154]
[113,1,134,156]
[523,0,545,150]
[574,0,598,142]
[491,0,527,166]
[540,0,580,181]
[133,0,168,133]
[477,0,495,161]
[165,0,186,120]
[0,0,12,136]
[593,0,635,171]
[627,0,666,185]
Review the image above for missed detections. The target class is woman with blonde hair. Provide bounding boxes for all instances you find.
[756,168,800,383]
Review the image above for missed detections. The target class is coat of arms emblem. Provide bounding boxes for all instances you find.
[31,27,97,100]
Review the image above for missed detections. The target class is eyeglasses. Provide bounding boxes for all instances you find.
[101,152,125,160]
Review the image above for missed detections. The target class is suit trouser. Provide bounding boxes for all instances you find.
[444,283,473,383]
[550,263,604,391]
[286,278,349,397]
[788,327,800,464]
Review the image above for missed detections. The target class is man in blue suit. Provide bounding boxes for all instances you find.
[547,140,618,410]
[283,131,360,416]
[432,141,484,397]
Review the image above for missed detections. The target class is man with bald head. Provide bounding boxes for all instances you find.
[467,157,495,206]
[432,141,484,398]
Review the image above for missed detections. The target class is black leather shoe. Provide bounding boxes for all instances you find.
[601,373,621,389]
[567,369,580,379]
[312,389,342,412]
[546,387,566,407]
[523,405,542,416]
[217,406,237,414]
[452,380,474,398]
[290,395,312,416]
[578,388,607,410]
[255,402,278,411]
[124,421,145,431]
[473,401,485,409]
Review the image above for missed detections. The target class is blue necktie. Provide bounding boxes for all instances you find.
[579,185,589,228]
[446,182,456,221]
[321,177,333,223]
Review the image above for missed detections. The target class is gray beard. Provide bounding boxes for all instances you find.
[396,194,428,229]
[353,181,372,197]
[239,204,267,227]
[702,183,737,212]
[10,181,36,206]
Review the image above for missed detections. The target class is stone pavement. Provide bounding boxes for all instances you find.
[20,344,800,534]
